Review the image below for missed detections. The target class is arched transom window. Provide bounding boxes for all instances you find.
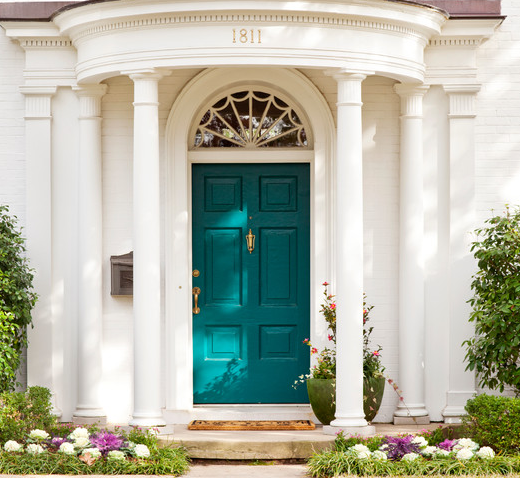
[193,90,309,149]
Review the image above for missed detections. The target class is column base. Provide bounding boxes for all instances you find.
[73,415,108,426]
[442,390,474,423]
[129,413,166,427]
[73,406,107,426]
[393,415,430,425]
[442,406,468,424]
[323,425,376,436]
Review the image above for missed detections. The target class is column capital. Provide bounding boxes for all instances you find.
[73,84,108,119]
[123,69,165,107]
[19,85,57,97]
[122,68,166,82]
[443,84,480,118]
[20,86,57,120]
[394,83,429,98]
[443,84,481,95]
[73,84,108,98]
[328,70,372,107]
[394,84,429,118]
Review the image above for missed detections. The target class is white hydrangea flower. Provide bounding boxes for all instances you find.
[412,436,428,449]
[351,444,370,453]
[379,444,389,451]
[350,444,371,459]
[107,450,126,461]
[371,450,387,461]
[29,429,50,441]
[134,444,151,458]
[456,448,474,460]
[421,446,438,457]
[402,452,420,462]
[69,427,89,440]
[73,436,90,449]
[127,441,136,449]
[454,438,478,451]
[26,444,45,454]
[59,442,76,455]
[476,446,495,459]
[4,440,22,452]
[433,449,451,457]
[81,447,101,459]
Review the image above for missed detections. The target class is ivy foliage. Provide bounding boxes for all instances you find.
[0,205,37,392]
[464,206,520,395]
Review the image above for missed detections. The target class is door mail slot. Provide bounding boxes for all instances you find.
[110,251,133,296]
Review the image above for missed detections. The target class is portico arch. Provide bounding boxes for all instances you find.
[163,67,335,420]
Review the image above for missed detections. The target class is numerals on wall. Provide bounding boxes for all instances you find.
[232,28,262,44]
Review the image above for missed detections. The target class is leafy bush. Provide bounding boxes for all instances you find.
[0,205,37,392]
[464,206,520,394]
[0,386,56,444]
[463,394,520,453]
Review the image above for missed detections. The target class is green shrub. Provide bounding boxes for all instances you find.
[464,206,520,394]
[462,393,520,453]
[0,205,37,392]
[0,386,56,443]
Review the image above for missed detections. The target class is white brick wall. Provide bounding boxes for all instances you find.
[0,27,28,389]
[476,0,520,223]
[0,28,26,225]
[361,76,401,423]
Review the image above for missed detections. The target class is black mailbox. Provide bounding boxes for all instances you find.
[110,252,133,296]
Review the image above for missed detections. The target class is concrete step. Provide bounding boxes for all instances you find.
[162,424,335,460]
[159,422,443,460]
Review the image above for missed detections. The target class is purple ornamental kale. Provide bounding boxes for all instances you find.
[89,431,127,455]
[382,435,421,461]
[438,439,458,451]
[48,436,70,449]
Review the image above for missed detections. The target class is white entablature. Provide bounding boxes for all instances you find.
[6,0,446,83]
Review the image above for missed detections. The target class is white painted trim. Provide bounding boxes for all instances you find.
[164,67,335,419]
[189,150,314,163]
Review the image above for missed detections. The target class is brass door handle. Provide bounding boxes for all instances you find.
[192,287,201,315]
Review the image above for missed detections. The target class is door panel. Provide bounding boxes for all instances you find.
[192,163,310,404]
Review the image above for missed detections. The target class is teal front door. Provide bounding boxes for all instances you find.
[192,163,310,403]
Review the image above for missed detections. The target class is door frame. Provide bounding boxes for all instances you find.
[164,67,336,418]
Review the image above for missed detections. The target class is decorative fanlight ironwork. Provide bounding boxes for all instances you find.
[193,90,308,148]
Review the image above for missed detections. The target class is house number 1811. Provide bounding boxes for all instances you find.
[232,29,262,44]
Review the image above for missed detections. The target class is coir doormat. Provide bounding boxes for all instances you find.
[187,420,315,430]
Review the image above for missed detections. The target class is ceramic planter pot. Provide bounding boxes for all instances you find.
[306,378,336,425]
[307,376,385,425]
[363,376,386,422]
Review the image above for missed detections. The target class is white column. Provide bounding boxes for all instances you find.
[126,70,166,426]
[20,86,61,416]
[72,84,108,424]
[442,85,479,423]
[324,71,374,436]
[394,84,430,423]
